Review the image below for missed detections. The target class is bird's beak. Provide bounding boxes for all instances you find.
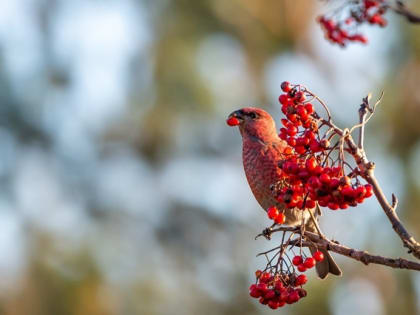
[228,109,244,121]
[226,109,244,127]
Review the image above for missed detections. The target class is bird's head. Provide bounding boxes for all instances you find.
[227,107,277,142]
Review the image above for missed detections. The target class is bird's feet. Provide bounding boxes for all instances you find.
[255,224,276,240]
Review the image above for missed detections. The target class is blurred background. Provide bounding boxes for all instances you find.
[0,0,420,314]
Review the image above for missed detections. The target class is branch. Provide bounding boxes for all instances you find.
[268,227,420,271]
[391,1,420,24]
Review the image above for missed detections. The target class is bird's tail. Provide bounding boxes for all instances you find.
[306,220,342,279]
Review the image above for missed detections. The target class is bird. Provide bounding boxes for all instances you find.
[227,107,341,279]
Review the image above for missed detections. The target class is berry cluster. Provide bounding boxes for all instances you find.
[275,81,373,210]
[292,251,324,273]
[319,0,388,46]
[249,251,324,309]
[249,270,307,309]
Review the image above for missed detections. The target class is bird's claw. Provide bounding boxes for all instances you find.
[255,227,273,240]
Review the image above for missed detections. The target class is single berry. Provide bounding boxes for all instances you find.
[303,257,316,269]
[281,81,291,92]
[286,290,300,304]
[260,272,271,283]
[275,212,286,224]
[292,255,303,266]
[250,286,261,298]
[306,199,316,208]
[312,250,324,262]
[264,290,276,300]
[226,117,240,126]
[295,274,307,286]
[257,283,268,291]
[365,184,373,197]
[279,94,289,105]
[328,202,339,210]
[268,300,279,309]
[267,206,279,220]
[296,288,307,298]
[297,264,307,272]
[287,126,298,136]
[319,173,331,185]
[305,157,317,172]
[304,103,314,114]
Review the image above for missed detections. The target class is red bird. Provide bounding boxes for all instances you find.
[228,107,341,279]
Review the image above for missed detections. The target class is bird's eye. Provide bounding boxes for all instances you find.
[249,112,257,119]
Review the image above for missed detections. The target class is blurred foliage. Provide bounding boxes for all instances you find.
[0,0,419,315]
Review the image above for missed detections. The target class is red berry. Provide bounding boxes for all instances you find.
[257,283,268,291]
[268,300,279,309]
[296,137,309,146]
[305,157,317,172]
[287,126,298,136]
[305,130,316,139]
[303,257,316,268]
[265,290,276,300]
[292,255,303,266]
[328,202,339,210]
[312,250,324,262]
[310,140,321,152]
[286,290,300,304]
[297,106,307,117]
[329,178,340,189]
[295,274,307,286]
[308,176,320,188]
[279,94,289,105]
[274,280,284,291]
[250,287,261,298]
[281,81,291,92]
[226,117,240,126]
[297,264,307,272]
[306,199,316,208]
[295,145,306,154]
[267,206,279,220]
[287,137,297,147]
[288,114,298,123]
[339,203,349,209]
[304,103,314,114]
[355,185,367,198]
[275,212,286,224]
[279,131,287,140]
[319,173,331,184]
[259,297,268,305]
[296,288,307,298]
[260,272,271,283]
[295,92,305,102]
[298,170,309,179]
[365,184,373,197]
[341,185,355,198]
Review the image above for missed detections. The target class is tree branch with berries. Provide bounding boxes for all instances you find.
[229,81,420,310]
[318,0,420,46]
